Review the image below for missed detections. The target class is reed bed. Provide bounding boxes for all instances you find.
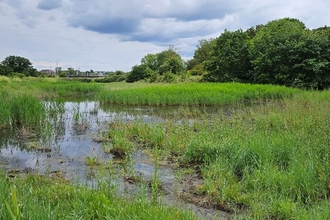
[0,93,46,130]
[99,83,298,106]
[36,80,102,98]
[103,91,330,219]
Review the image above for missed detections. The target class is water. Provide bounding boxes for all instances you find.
[0,101,171,178]
[0,100,229,219]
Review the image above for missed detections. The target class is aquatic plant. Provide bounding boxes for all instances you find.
[85,156,99,166]
[0,93,46,131]
[99,83,298,106]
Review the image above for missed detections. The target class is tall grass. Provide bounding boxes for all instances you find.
[0,172,196,219]
[0,76,103,98]
[103,91,330,219]
[187,91,330,219]
[99,83,298,106]
[36,80,102,97]
[0,93,46,130]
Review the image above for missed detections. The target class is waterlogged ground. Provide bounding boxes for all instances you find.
[0,100,228,219]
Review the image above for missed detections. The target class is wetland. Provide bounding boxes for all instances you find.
[1,77,330,219]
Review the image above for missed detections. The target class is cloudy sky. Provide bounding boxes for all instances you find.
[0,0,329,72]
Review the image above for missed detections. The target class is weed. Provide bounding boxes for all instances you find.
[5,185,21,220]
[151,144,161,204]
[85,156,99,166]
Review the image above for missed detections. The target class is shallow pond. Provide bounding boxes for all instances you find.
[0,100,229,219]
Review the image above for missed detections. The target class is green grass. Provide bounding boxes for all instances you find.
[1,76,329,218]
[103,90,330,219]
[0,93,46,130]
[99,83,298,106]
[0,76,103,98]
[0,172,196,219]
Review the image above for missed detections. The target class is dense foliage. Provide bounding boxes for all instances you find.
[186,39,216,76]
[126,47,185,83]
[0,55,38,77]
[203,18,330,89]
[203,30,252,82]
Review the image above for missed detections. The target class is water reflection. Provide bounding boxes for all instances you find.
[0,100,225,181]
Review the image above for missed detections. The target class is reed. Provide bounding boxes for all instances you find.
[99,83,298,106]
[0,93,46,130]
[102,91,330,219]
[192,91,330,218]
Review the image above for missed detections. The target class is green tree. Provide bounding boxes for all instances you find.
[290,30,330,89]
[249,18,307,85]
[157,47,184,75]
[186,39,216,76]
[1,55,33,74]
[139,47,185,78]
[141,54,159,72]
[126,64,152,83]
[185,58,199,71]
[203,29,252,82]
[0,64,14,76]
[67,67,75,76]
[249,18,330,88]
[194,39,216,64]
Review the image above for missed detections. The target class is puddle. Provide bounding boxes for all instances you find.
[0,100,228,219]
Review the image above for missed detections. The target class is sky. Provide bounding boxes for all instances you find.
[0,0,329,72]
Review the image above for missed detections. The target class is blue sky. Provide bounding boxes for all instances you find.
[0,0,329,72]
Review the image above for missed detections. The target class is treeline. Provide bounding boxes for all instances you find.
[129,18,330,89]
[1,18,329,89]
[202,18,330,89]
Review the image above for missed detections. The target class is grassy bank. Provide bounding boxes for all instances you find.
[99,83,298,106]
[103,91,330,219]
[0,172,196,219]
[0,76,103,98]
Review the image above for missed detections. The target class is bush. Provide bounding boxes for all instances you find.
[95,74,127,83]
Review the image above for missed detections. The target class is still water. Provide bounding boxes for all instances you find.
[0,100,224,182]
[0,100,231,219]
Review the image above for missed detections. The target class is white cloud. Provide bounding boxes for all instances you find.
[0,0,329,71]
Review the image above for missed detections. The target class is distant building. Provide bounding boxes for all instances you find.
[40,69,56,75]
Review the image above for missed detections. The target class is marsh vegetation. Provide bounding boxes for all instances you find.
[0,77,329,219]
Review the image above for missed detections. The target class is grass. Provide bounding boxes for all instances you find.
[0,76,298,106]
[1,76,329,218]
[99,82,298,106]
[0,172,196,219]
[0,76,103,98]
[0,94,46,130]
[101,90,330,219]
